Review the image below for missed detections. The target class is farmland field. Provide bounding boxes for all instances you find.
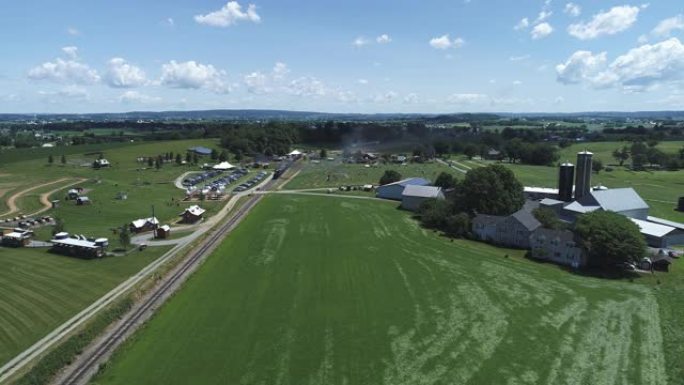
[0,246,171,366]
[94,194,680,385]
[285,160,453,189]
[0,138,227,238]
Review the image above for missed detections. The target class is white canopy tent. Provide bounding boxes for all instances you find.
[213,161,236,170]
[287,150,303,156]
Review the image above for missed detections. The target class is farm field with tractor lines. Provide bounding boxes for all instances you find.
[94,194,681,385]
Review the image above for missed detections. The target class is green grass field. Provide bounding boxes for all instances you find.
[0,246,171,366]
[0,138,225,237]
[94,194,678,385]
[285,160,453,189]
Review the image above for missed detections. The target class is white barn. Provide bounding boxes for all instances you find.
[376,178,431,201]
[401,185,445,211]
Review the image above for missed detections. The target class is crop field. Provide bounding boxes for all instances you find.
[285,160,453,189]
[0,245,171,366]
[94,194,679,385]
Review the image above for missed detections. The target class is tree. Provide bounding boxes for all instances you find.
[463,144,478,160]
[575,211,646,267]
[417,199,451,229]
[433,140,450,157]
[61,154,66,165]
[48,154,54,164]
[434,172,457,189]
[52,217,65,235]
[461,165,524,216]
[219,150,228,162]
[379,170,402,185]
[444,213,470,238]
[210,149,218,161]
[147,157,154,167]
[176,153,182,165]
[592,158,604,174]
[320,148,328,159]
[532,207,563,230]
[612,146,630,166]
[504,138,524,163]
[119,223,131,249]
[192,153,199,165]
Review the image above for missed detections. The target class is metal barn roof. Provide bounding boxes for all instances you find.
[582,188,649,213]
[630,218,677,238]
[382,177,431,187]
[402,185,442,199]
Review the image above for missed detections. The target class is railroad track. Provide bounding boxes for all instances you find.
[57,179,277,385]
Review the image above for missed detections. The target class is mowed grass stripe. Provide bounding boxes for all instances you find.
[0,246,171,366]
[96,194,669,385]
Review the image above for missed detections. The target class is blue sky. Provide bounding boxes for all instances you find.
[2,0,684,113]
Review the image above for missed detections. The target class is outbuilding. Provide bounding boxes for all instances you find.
[400,185,445,211]
[155,225,171,239]
[179,205,206,224]
[1,229,33,247]
[50,234,108,259]
[376,178,431,201]
[630,217,684,248]
[130,217,159,233]
[76,196,91,205]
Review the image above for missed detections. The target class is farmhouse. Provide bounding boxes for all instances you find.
[529,228,585,268]
[50,232,109,259]
[180,205,206,223]
[472,203,541,249]
[401,185,445,211]
[130,217,159,233]
[1,229,33,247]
[376,178,431,201]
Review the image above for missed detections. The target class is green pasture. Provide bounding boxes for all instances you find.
[0,245,172,366]
[95,194,679,385]
[0,138,226,237]
[285,160,453,189]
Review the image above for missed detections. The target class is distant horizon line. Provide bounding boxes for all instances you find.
[2,108,684,117]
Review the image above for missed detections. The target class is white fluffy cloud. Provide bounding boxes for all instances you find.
[514,17,530,31]
[353,37,370,47]
[28,58,100,85]
[556,51,608,84]
[531,22,554,39]
[105,58,147,88]
[652,15,684,37]
[160,60,230,93]
[564,3,581,17]
[429,34,465,49]
[568,5,640,40]
[556,38,684,91]
[535,10,553,24]
[61,46,78,60]
[286,77,327,97]
[242,62,289,94]
[376,34,392,44]
[194,1,260,27]
[119,91,161,104]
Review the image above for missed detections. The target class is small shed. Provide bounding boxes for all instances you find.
[179,205,206,224]
[155,225,171,239]
[66,189,80,200]
[651,255,674,272]
[76,196,91,205]
[93,159,110,168]
[1,229,33,247]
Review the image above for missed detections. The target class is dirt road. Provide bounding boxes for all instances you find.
[0,178,80,218]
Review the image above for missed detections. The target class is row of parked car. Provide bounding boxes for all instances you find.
[203,168,250,193]
[2,215,54,228]
[182,170,223,187]
[233,171,269,192]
